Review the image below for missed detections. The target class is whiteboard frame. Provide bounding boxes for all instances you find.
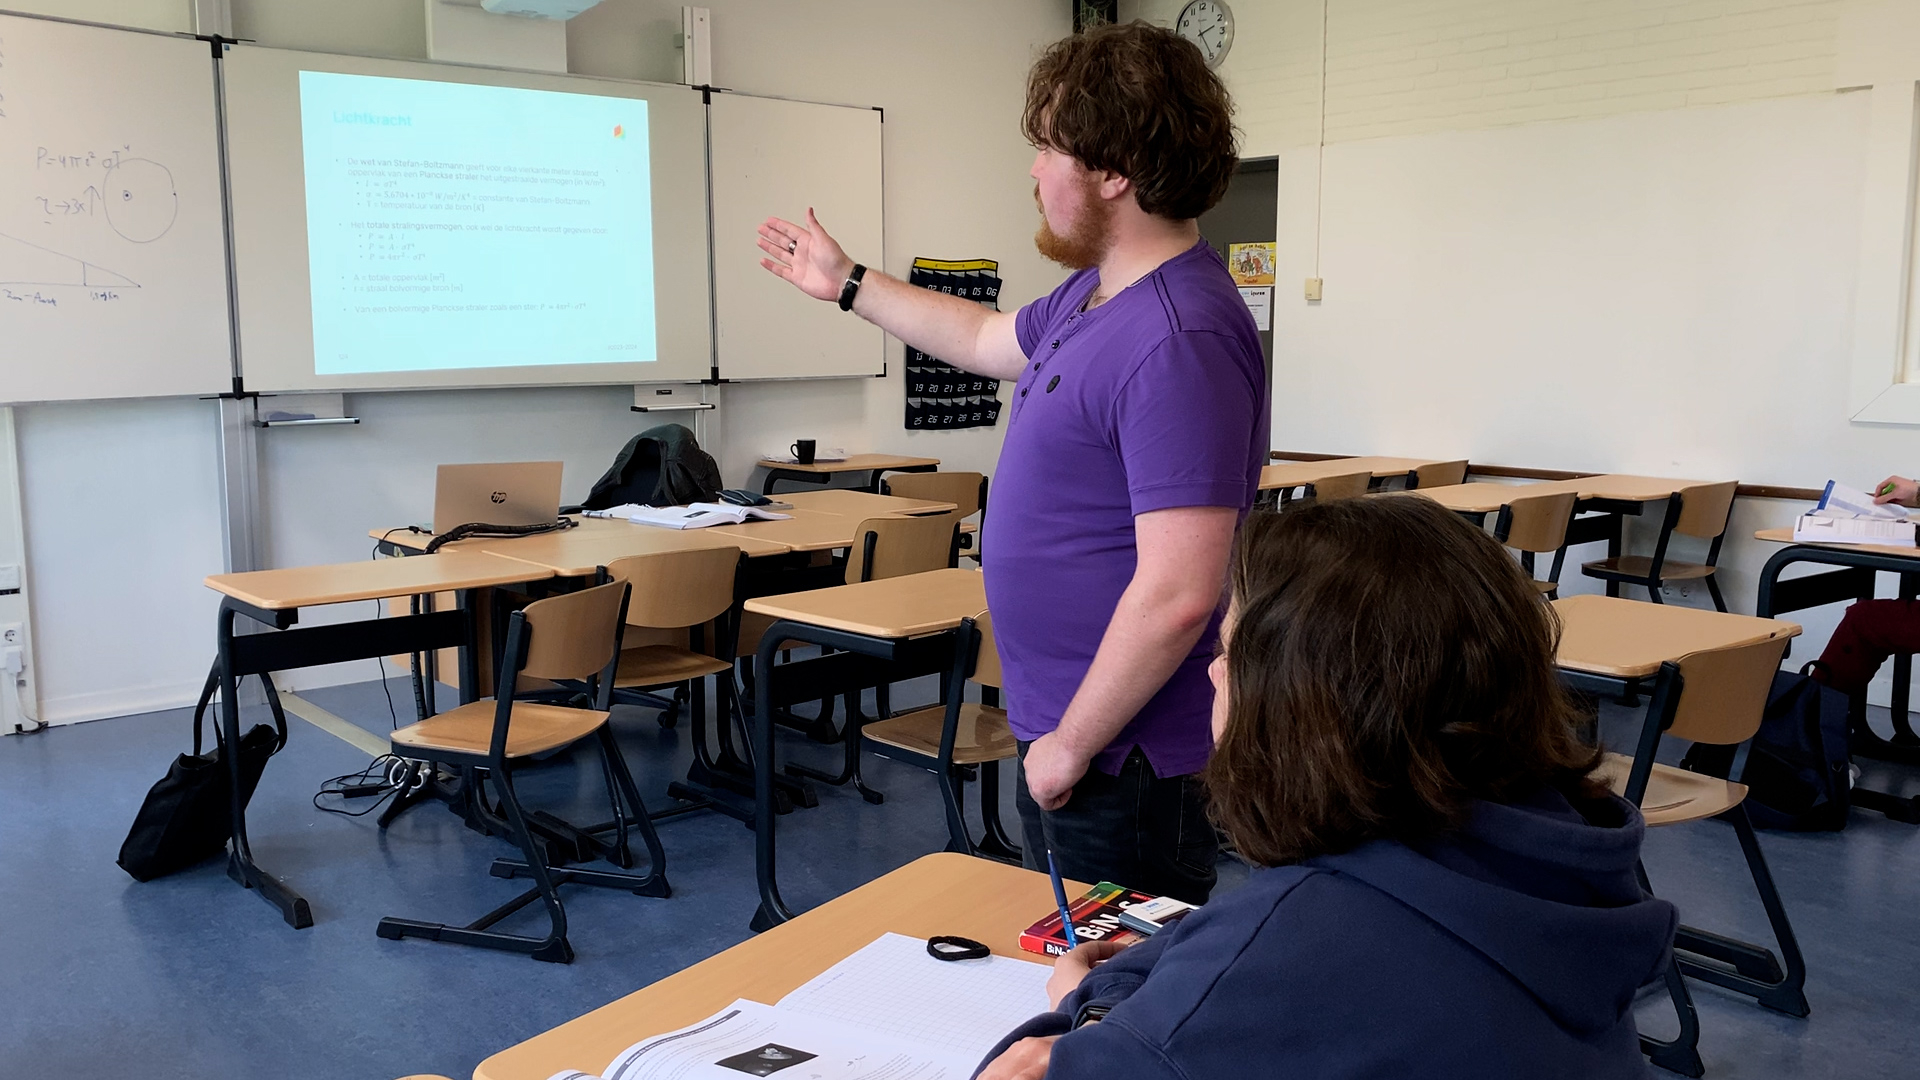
[707,89,887,382]
[0,9,234,404]
[220,44,716,393]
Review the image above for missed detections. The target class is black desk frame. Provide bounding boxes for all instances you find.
[750,618,971,931]
[201,592,479,928]
[1757,542,1920,822]
[762,461,937,496]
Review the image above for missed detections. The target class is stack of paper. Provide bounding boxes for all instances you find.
[1794,482,1917,546]
[584,503,793,530]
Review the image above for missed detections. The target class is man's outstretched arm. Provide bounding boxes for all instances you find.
[758,209,1029,382]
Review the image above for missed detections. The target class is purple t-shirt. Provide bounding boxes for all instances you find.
[983,241,1268,778]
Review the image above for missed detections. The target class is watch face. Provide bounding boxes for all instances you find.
[1177,1,1234,67]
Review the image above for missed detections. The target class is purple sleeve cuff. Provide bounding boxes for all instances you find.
[1130,479,1255,517]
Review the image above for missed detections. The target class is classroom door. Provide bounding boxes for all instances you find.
[1199,157,1277,391]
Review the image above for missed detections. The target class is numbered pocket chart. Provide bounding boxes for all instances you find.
[0,14,233,404]
[905,257,1004,431]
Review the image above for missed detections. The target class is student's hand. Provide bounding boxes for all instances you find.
[977,1036,1057,1080]
[1047,939,1131,1010]
[1873,476,1920,508]
[1023,732,1090,812]
[757,208,855,303]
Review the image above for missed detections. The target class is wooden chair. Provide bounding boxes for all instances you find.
[1407,459,1469,489]
[779,513,962,802]
[604,547,749,810]
[1581,480,1739,611]
[865,609,1021,862]
[885,471,988,562]
[376,578,669,964]
[1305,470,1372,503]
[1495,490,1577,598]
[1596,633,1805,1075]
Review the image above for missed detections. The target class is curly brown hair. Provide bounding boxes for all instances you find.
[1022,21,1239,221]
[1205,496,1608,868]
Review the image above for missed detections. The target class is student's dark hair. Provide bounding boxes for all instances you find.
[1022,21,1239,221]
[1206,496,1608,867]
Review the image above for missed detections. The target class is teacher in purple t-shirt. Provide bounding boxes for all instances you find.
[754,23,1265,905]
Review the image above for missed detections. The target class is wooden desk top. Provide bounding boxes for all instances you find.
[1753,527,1920,560]
[474,853,1064,1080]
[205,552,552,611]
[1407,481,1535,514]
[1552,594,1800,679]
[1535,474,1716,502]
[368,517,636,554]
[744,568,987,639]
[1259,456,1440,490]
[781,488,957,517]
[482,525,788,576]
[758,453,941,474]
[708,509,871,553]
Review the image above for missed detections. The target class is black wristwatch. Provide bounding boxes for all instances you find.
[837,264,867,311]
[1071,1002,1111,1029]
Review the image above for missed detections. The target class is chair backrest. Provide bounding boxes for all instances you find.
[845,513,959,583]
[1674,480,1739,540]
[1501,490,1578,553]
[1412,459,1469,489]
[885,471,984,520]
[970,609,1002,690]
[1667,633,1793,746]
[1309,471,1372,502]
[515,578,630,683]
[606,547,740,630]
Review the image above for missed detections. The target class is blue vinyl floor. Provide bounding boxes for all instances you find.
[2,674,1918,1080]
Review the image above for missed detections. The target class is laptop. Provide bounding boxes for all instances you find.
[432,462,564,533]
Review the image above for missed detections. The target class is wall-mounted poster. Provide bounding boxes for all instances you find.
[1228,242,1276,285]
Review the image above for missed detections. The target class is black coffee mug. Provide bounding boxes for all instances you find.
[790,439,817,465]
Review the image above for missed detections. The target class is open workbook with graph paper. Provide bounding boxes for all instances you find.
[546,933,1051,1080]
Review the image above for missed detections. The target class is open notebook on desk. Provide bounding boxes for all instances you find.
[547,933,1050,1080]
[586,503,793,530]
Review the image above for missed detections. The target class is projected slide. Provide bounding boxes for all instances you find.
[297,71,656,374]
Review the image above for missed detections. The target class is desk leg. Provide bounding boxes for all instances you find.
[215,609,313,930]
[751,627,795,931]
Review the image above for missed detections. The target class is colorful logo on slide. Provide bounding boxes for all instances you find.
[613,124,625,139]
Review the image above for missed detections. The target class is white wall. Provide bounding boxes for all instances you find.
[1121,0,1918,699]
[16,399,226,724]
[10,0,1069,718]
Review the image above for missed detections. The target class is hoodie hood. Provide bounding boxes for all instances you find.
[1308,787,1677,1037]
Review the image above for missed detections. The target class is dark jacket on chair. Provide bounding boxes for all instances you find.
[976,788,1674,1080]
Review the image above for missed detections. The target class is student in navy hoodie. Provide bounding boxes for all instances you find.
[977,494,1677,1080]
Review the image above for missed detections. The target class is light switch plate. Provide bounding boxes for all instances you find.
[0,564,18,592]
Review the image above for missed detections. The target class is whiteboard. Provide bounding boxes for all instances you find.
[220,45,714,392]
[0,13,232,403]
[709,92,884,380]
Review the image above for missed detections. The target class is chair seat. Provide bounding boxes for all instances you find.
[865,703,1016,765]
[391,701,608,759]
[1582,556,1717,581]
[615,644,730,688]
[1595,752,1748,826]
[1531,580,1559,595]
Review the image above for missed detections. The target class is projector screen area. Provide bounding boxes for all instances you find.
[223,47,712,391]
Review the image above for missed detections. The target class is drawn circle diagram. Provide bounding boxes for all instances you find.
[102,158,179,243]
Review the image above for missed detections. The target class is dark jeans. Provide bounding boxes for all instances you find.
[1015,742,1217,906]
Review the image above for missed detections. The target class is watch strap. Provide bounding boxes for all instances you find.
[837,264,868,312]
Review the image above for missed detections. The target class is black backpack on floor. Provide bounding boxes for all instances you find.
[1684,663,1851,831]
[577,423,724,510]
[118,702,286,881]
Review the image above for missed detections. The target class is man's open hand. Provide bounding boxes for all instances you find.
[758,208,853,303]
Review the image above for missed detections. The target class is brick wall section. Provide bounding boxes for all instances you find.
[1122,0,1843,152]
